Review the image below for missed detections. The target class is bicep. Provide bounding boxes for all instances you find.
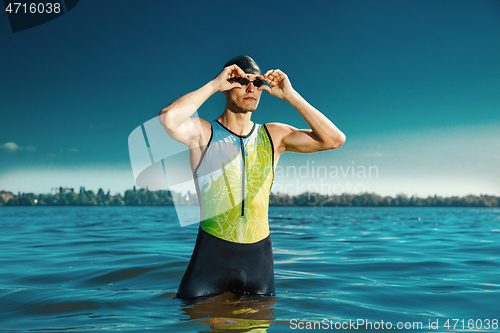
[283,128,327,153]
[160,116,209,147]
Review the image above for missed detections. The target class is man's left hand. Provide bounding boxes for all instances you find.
[259,69,296,101]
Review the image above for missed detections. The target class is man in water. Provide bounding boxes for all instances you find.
[160,55,345,299]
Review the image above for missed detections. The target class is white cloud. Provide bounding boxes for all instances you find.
[0,142,19,152]
[0,142,36,153]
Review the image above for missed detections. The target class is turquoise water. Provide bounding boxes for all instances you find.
[0,206,499,332]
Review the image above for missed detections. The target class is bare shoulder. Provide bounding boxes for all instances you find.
[265,122,296,137]
[264,122,296,151]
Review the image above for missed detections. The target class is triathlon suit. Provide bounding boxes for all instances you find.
[177,119,275,299]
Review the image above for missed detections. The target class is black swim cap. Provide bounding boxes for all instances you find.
[224,55,261,75]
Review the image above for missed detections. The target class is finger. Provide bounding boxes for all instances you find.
[270,71,285,84]
[267,70,278,78]
[222,81,242,92]
[270,71,280,81]
[224,66,235,79]
[270,74,279,85]
[261,75,273,85]
[258,75,269,84]
[264,70,279,84]
[277,71,287,81]
[226,64,245,78]
[259,84,272,94]
[233,65,246,77]
[228,64,241,71]
[264,70,274,78]
[271,69,284,77]
[229,81,242,88]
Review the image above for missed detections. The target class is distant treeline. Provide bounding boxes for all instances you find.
[1,188,499,207]
[270,192,499,207]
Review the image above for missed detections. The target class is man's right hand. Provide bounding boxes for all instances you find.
[160,64,247,151]
[211,64,247,92]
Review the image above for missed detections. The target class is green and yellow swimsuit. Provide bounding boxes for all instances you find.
[177,119,276,299]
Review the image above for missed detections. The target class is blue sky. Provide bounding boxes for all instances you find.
[1,0,499,197]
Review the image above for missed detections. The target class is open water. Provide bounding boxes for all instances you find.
[0,206,499,332]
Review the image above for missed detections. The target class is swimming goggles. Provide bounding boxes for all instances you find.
[227,77,265,87]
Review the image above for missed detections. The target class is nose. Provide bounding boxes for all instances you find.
[246,81,255,92]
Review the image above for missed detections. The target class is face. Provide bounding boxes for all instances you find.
[224,74,262,113]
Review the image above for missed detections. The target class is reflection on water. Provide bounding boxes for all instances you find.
[179,292,278,332]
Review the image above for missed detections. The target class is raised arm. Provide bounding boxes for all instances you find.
[159,65,247,147]
[259,69,346,155]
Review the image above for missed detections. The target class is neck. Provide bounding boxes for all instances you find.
[217,110,253,136]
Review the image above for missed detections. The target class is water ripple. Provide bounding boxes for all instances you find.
[0,206,498,331]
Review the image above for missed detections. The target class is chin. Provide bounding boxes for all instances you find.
[243,104,258,112]
[235,108,256,113]
[243,102,259,111]
[229,99,259,113]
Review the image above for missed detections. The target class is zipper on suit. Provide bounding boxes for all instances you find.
[240,137,245,217]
